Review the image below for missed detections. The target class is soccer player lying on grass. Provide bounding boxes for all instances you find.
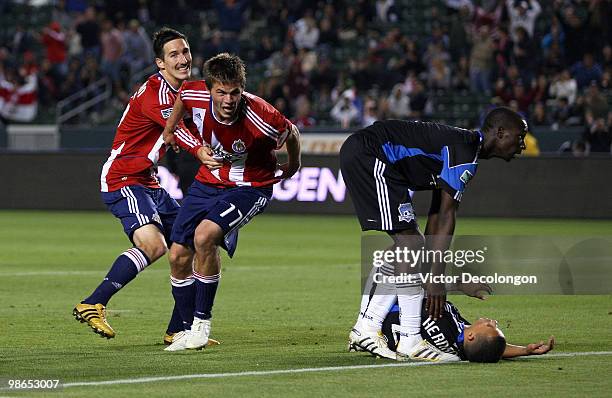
[353,283,555,362]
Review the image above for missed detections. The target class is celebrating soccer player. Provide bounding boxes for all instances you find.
[341,108,528,361]
[160,53,301,351]
[73,28,195,341]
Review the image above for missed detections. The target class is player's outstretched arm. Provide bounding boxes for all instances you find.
[424,189,458,320]
[277,124,301,179]
[502,336,555,358]
[447,281,492,300]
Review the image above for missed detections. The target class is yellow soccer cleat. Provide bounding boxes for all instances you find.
[73,303,116,339]
[163,332,175,345]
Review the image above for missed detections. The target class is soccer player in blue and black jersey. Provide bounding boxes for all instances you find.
[380,296,555,362]
[341,107,528,361]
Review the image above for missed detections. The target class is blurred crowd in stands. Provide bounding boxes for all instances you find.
[0,0,610,154]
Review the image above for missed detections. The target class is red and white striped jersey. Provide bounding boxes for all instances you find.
[0,73,38,122]
[174,80,292,188]
[101,73,186,192]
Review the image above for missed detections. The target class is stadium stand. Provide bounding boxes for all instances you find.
[0,0,610,155]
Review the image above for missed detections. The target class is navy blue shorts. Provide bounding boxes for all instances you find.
[171,180,272,257]
[101,185,180,245]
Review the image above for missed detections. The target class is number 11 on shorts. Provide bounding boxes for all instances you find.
[220,203,243,228]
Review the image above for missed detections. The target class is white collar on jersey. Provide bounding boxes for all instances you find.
[156,72,180,93]
[210,97,241,125]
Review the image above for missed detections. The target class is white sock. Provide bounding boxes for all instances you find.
[354,265,378,329]
[361,282,397,331]
[352,292,370,330]
[396,285,424,351]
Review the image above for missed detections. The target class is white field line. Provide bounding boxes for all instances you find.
[57,351,612,388]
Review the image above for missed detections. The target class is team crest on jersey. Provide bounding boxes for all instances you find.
[398,203,415,223]
[232,139,246,153]
[460,170,474,184]
[152,212,162,225]
[160,108,173,119]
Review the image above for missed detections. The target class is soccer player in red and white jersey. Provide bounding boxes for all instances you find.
[73,28,195,341]
[161,53,301,351]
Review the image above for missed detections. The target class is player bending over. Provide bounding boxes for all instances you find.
[161,53,301,351]
[340,108,528,361]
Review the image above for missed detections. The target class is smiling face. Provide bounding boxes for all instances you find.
[210,80,243,123]
[156,38,191,89]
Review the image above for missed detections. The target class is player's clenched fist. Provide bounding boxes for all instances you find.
[196,146,223,170]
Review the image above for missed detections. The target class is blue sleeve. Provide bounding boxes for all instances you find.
[438,145,478,202]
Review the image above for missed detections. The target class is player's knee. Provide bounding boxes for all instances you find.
[133,225,169,261]
[193,221,223,253]
[168,247,184,268]
[138,239,168,262]
[392,228,424,247]
[169,246,192,278]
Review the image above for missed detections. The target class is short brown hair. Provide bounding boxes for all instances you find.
[203,53,246,89]
[152,27,187,60]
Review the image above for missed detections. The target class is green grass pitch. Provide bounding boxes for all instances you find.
[0,211,611,397]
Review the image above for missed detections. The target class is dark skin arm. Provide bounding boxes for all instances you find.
[447,281,492,300]
[423,189,458,320]
[503,336,555,358]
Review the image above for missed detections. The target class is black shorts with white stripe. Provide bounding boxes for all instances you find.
[340,132,417,232]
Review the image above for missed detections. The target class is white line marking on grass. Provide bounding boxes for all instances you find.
[517,351,612,359]
[62,362,464,388]
[60,351,612,388]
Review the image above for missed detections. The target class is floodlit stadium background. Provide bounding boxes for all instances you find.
[0,1,611,396]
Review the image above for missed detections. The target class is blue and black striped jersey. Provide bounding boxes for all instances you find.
[359,120,483,202]
[382,300,470,360]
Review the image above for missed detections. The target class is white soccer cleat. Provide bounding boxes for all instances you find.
[348,328,365,352]
[348,328,396,359]
[164,330,191,351]
[396,339,461,362]
[185,318,211,350]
